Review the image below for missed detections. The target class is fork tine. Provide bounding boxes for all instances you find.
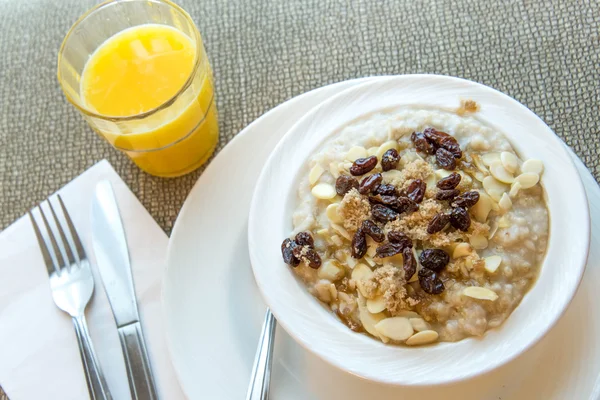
[28,210,58,276]
[57,195,87,262]
[47,198,78,267]
[38,204,69,271]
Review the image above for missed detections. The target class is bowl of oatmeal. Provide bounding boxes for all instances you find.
[248,75,589,386]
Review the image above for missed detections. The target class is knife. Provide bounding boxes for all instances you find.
[91,180,158,400]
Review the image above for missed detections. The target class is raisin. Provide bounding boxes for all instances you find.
[435,148,456,170]
[427,212,450,234]
[418,268,445,294]
[395,196,419,213]
[361,220,385,242]
[374,183,398,196]
[292,245,321,268]
[351,230,367,258]
[359,173,383,195]
[411,131,435,154]
[381,148,400,171]
[371,204,400,222]
[402,247,417,281]
[419,249,450,272]
[423,127,451,146]
[406,179,426,203]
[375,242,404,258]
[281,238,300,266]
[452,191,480,209]
[304,248,322,268]
[440,136,462,159]
[436,172,461,190]
[387,230,413,248]
[335,175,359,196]
[450,206,471,231]
[295,232,314,247]
[350,156,378,176]
[435,189,460,201]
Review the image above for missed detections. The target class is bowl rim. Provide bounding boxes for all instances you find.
[248,74,591,386]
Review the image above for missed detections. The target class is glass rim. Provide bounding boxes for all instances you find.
[56,0,203,122]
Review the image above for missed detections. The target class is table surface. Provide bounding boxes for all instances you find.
[0,0,599,398]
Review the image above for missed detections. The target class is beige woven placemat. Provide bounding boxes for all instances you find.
[0,0,598,397]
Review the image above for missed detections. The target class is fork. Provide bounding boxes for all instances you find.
[29,195,112,400]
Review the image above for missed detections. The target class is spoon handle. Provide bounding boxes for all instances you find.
[246,309,277,400]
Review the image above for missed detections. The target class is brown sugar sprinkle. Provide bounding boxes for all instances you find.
[456,99,480,116]
[338,188,371,233]
[385,159,433,190]
[362,264,418,314]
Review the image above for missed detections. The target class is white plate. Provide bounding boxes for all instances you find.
[164,77,600,399]
[248,75,589,386]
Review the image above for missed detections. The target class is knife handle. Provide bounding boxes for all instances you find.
[118,322,158,400]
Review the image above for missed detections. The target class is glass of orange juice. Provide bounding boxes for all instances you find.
[57,0,218,177]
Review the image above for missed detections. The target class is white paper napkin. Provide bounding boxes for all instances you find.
[0,160,185,399]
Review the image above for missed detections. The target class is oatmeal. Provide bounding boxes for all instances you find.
[280,107,549,346]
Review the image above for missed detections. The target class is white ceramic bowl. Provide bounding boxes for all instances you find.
[247,75,590,386]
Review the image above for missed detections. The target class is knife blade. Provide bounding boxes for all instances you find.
[91,180,158,400]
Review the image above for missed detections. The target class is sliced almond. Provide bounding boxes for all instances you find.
[330,223,351,241]
[344,253,357,269]
[470,234,488,250]
[406,330,439,346]
[329,162,340,179]
[367,296,387,313]
[425,173,437,189]
[471,154,489,174]
[499,193,512,212]
[458,170,473,185]
[366,242,377,258]
[309,164,325,185]
[435,169,452,179]
[395,310,421,319]
[326,203,343,223]
[376,140,399,160]
[484,255,502,273]
[409,318,430,332]
[481,152,501,166]
[471,191,493,222]
[500,152,518,174]
[497,215,510,228]
[358,303,386,338]
[329,283,338,301]
[522,159,544,175]
[515,172,540,189]
[331,235,343,247]
[312,183,336,200]
[453,242,472,258]
[351,263,373,281]
[482,176,508,201]
[489,161,515,184]
[509,181,522,198]
[345,146,367,161]
[374,317,413,341]
[488,220,499,239]
[463,286,499,301]
[318,260,344,281]
[367,146,379,157]
[364,256,376,267]
[470,136,490,151]
[316,228,329,237]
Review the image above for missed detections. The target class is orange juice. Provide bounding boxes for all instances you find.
[80,24,218,177]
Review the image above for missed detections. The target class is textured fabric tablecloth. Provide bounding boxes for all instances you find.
[0,0,599,398]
